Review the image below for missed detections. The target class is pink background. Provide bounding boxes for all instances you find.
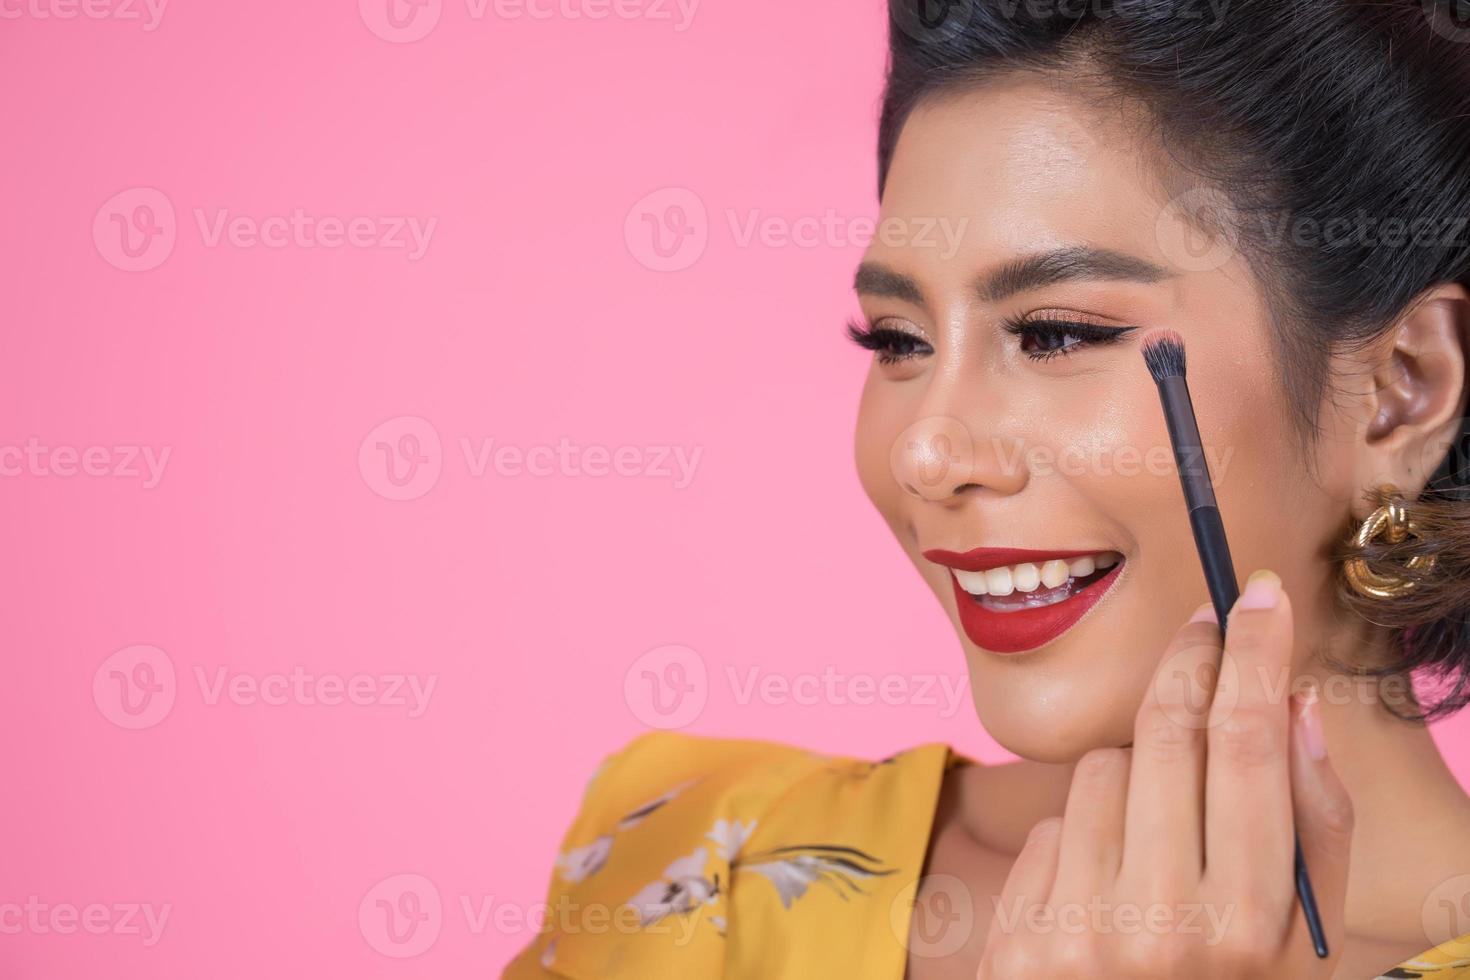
[4,2,1469,976]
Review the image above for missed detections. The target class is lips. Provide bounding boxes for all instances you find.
[923,547,1125,655]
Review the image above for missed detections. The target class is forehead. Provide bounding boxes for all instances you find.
[874,80,1172,267]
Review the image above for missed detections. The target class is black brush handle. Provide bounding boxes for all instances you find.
[1195,506,1328,959]
[1295,831,1329,957]
[1187,506,1238,626]
[1156,376,1330,959]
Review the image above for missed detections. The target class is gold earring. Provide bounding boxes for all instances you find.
[1342,484,1438,599]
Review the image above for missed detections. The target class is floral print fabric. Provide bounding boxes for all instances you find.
[503,731,1470,979]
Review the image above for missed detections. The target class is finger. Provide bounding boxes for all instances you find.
[986,816,1062,950]
[1049,748,1129,903]
[1287,678,1353,959]
[1120,603,1220,891]
[1205,569,1295,901]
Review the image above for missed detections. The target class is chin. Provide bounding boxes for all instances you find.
[967,671,1139,763]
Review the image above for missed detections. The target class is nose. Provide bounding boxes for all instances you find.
[889,413,1029,502]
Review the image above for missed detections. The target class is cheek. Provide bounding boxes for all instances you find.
[1014,376,1182,520]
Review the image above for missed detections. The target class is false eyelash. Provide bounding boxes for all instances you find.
[846,318,933,365]
[1001,317,1137,362]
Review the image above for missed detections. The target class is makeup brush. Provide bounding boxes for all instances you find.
[1140,329,1329,960]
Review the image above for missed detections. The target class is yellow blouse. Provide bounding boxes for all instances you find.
[504,731,1470,979]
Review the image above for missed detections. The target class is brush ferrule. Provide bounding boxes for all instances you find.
[1156,375,1219,513]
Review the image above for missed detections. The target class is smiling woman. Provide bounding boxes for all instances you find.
[506,2,1470,978]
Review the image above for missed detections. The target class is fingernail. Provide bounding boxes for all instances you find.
[1235,569,1281,611]
[1295,680,1327,761]
[1188,602,1218,624]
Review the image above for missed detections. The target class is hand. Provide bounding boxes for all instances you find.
[977,570,1354,979]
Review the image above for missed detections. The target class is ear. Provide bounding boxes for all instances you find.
[1353,282,1470,518]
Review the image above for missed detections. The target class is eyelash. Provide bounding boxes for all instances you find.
[1000,316,1138,361]
[845,319,932,364]
[845,317,1137,363]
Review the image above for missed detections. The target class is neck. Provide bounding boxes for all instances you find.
[1310,619,1470,942]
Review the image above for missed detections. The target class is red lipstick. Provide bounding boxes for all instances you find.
[922,547,1124,655]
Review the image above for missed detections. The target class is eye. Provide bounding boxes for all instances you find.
[846,318,934,365]
[1002,315,1137,361]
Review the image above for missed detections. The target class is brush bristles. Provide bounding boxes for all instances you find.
[1141,330,1186,382]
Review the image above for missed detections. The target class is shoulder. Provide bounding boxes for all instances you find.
[503,731,957,979]
[561,729,958,831]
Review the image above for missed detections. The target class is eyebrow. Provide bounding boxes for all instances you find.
[853,245,1174,305]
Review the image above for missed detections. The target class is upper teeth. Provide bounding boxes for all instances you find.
[953,552,1119,596]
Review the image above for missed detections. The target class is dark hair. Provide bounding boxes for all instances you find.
[877,0,1470,718]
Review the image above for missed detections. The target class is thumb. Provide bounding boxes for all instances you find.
[1289,677,1354,961]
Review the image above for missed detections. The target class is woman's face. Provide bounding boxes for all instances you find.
[854,78,1364,762]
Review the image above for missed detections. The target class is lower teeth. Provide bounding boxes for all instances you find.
[970,567,1112,612]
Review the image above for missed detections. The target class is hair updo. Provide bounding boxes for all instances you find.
[877,0,1470,718]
